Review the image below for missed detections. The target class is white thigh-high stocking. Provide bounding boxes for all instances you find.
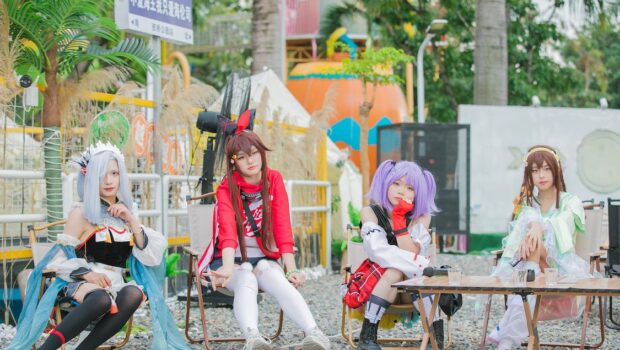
[414,294,440,322]
[254,260,318,333]
[225,262,259,337]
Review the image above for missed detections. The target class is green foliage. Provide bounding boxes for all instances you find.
[337,46,413,87]
[331,195,341,215]
[560,19,619,108]
[166,252,188,278]
[189,49,251,90]
[4,0,158,77]
[323,0,612,121]
[347,202,360,227]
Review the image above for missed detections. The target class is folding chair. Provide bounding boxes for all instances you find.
[340,224,452,349]
[182,192,284,349]
[604,198,620,330]
[17,220,133,350]
[480,201,606,349]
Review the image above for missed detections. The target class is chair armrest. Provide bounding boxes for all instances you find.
[589,250,604,259]
[182,246,201,257]
[491,249,504,259]
[42,269,57,278]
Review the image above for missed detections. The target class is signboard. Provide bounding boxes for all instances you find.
[115,0,193,44]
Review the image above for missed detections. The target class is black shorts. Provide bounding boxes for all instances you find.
[208,256,276,271]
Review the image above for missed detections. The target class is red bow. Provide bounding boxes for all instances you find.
[235,109,252,135]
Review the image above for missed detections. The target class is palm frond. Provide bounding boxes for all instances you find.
[319,1,365,39]
[41,0,115,44]
[73,38,159,73]
[4,0,49,67]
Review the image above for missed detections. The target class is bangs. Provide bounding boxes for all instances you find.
[527,151,558,172]
[226,131,270,157]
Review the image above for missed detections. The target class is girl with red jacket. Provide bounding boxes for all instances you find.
[199,130,330,350]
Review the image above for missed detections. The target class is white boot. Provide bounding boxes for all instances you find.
[301,327,331,350]
[497,338,514,350]
[243,328,272,350]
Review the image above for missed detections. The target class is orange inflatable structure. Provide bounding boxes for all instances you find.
[287,61,408,173]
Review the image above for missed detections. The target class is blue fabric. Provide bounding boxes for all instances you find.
[5,244,75,350]
[7,245,190,350]
[129,254,190,350]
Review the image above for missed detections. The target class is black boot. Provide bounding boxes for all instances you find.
[431,319,444,350]
[358,318,381,350]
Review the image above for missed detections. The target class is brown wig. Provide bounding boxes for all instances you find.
[224,130,275,261]
[511,145,566,219]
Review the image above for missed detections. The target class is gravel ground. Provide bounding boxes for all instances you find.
[2,254,620,349]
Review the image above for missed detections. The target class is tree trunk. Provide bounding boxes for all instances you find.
[359,83,373,203]
[41,50,64,239]
[474,0,508,105]
[251,0,284,79]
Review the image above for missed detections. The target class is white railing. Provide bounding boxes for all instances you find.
[162,175,201,237]
[285,180,332,271]
[0,169,47,224]
[1,170,332,269]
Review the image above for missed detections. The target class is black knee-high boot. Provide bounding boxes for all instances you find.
[432,319,444,350]
[358,318,381,350]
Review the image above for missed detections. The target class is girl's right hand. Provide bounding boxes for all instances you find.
[204,268,234,289]
[82,272,112,288]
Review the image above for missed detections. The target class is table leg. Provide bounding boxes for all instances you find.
[532,295,541,349]
[428,293,441,350]
[580,295,593,350]
[416,292,440,350]
[521,294,540,350]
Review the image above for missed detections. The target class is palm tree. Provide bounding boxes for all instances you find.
[5,0,158,238]
[474,0,508,105]
[251,0,283,78]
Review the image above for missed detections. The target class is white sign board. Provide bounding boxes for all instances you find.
[459,105,620,233]
[115,0,193,45]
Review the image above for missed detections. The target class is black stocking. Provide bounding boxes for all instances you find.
[74,285,143,350]
[39,289,111,350]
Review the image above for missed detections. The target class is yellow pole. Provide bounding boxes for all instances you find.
[166,51,191,89]
[318,133,328,267]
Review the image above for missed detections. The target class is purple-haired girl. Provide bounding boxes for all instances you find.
[357,160,442,350]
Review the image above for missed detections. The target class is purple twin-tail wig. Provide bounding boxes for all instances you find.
[367,160,439,220]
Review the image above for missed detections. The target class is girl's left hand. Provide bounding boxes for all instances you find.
[287,271,305,288]
[108,203,138,224]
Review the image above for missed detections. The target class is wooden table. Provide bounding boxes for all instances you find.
[393,276,620,350]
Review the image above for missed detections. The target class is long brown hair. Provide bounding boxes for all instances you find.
[511,145,566,219]
[224,130,274,261]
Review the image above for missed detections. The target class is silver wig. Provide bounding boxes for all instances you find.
[76,149,133,225]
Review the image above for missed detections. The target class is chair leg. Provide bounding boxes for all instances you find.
[480,294,492,350]
[97,316,134,350]
[604,296,620,330]
[268,309,284,341]
[537,296,605,349]
[185,254,209,350]
[194,259,211,349]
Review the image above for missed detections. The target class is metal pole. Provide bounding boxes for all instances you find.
[416,34,434,124]
[147,36,163,232]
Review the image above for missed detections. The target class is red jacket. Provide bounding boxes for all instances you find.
[215,168,295,259]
